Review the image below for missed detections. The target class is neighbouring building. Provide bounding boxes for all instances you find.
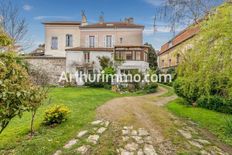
[42,13,149,76]
[158,25,200,72]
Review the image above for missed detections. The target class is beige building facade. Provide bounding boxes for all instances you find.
[158,26,199,72]
[43,15,149,75]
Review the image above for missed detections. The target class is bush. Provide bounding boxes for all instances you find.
[196,96,224,110]
[85,82,104,88]
[173,78,199,104]
[196,96,232,114]
[144,83,158,94]
[43,105,70,126]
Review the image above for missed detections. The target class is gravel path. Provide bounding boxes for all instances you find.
[53,86,231,155]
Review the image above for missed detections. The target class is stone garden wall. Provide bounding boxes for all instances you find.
[24,56,66,84]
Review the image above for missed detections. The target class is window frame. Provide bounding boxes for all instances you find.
[89,36,95,48]
[66,34,73,47]
[51,36,58,50]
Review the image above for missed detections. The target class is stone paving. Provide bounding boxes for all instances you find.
[117,126,158,155]
[53,119,228,155]
[177,124,227,155]
[53,120,110,155]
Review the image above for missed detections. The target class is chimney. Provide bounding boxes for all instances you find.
[81,10,88,26]
[124,17,134,24]
[128,17,134,24]
[99,12,104,24]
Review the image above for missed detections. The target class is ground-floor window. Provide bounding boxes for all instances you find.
[84,52,90,63]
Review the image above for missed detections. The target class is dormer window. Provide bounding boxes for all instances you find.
[66,34,73,47]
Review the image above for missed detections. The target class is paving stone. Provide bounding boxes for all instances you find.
[63,139,78,149]
[131,130,138,136]
[121,149,134,155]
[97,127,107,134]
[91,120,103,125]
[143,144,157,155]
[178,129,192,139]
[125,142,139,151]
[196,139,211,145]
[87,135,100,144]
[77,130,88,138]
[104,121,110,127]
[137,149,144,155]
[132,136,144,144]
[122,136,130,142]
[188,140,203,149]
[53,150,62,155]
[138,128,149,136]
[122,129,130,135]
[76,145,90,154]
[123,126,133,130]
[144,136,152,144]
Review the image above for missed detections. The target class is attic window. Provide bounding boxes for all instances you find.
[106,24,114,26]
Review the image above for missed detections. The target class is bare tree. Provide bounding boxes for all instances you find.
[154,0,224,34]
[0,0,28,47]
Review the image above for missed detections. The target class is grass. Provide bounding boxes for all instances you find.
[166,98,232,146]
[0,87,122,155]
[158,83,175,97]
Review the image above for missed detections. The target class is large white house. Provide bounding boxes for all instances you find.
[43,14,149,75]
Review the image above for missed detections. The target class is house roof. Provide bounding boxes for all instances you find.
[66,47,114,52]
[80,22,144,29]
[159,25,200,55]
[42,21,81,25]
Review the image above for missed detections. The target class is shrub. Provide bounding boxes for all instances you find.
[43,105,70,126]
[196,96,232,114]
[173,78,199,104]
[144,83,158,94]
[85,81,104,88]
[196,96,224,111]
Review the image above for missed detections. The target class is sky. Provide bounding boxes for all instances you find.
[8,0,220,51]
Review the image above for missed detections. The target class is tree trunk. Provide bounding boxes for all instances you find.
[30,110,36,137]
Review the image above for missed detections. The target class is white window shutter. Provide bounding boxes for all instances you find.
[103,35,106,47]
[112,35,115,47]
[85,35,89,47]
[95,35,98,47]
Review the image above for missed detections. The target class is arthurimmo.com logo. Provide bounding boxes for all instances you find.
[58,71,172,85]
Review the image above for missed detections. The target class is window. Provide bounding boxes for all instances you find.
[135,52,141,60]
[162,60,165,67]
[120,38,123,44]
[66,34,73,47]
[89,36,95,48]
[169,59,172,66]
[115,51,121,60]
[84,52,90,63]
[176,54,180,64]
[106,35,112,47]
[144,53,148,62]
[125,51,133,60]
[51,37,58,49]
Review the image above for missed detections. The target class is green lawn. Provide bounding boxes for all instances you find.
[0,87,122,155]
[166,98,232,146]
